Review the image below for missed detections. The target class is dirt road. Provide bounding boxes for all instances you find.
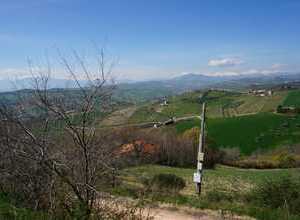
[148,206,255,220]
[96,197,254,220]
[150,208,214,220]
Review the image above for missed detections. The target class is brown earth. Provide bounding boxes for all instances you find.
[148,205,255,220]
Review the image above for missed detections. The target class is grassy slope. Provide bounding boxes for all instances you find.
[128,90,293,155]
[175,113,300,155]
[129,90,287,123]
[128,91,204,123]
[283,89,300,107]
[207,113,300,154]
[204,90,287,118]
[121,165,300,195]
[118,165,300,220]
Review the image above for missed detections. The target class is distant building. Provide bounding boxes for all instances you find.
[248,89,273,97]
[267,90,273,96]
[160,97,169,106]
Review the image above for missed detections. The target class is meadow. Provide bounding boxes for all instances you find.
[175,113,300,155]
[128,90,287,123]
[115,165,300,220]
[283,89,300,107]
[126,90,300,155]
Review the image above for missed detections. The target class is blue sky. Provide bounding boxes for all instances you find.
[1,0,300,80]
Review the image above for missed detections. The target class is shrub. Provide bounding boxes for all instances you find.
[180,127,222,169]
[144,174,185,193]
[203,145,223,169]
[235,159,278,169]
[205,190,234,203]
[219,148,240,165]
[251,176,300,215]
[278,154,297,168]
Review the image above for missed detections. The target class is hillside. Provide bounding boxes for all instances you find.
[2,78,300,155]
[283,90,300,108]
[2,72,300,102]
[122,89,299,155]
[174,113,300,155]
[128,89,288,123]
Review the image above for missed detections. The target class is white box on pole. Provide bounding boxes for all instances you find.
[198,152,204,162]
[197,162,203,170]
[193,172,201,183]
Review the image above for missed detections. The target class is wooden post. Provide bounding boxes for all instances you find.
[194,102,206,195]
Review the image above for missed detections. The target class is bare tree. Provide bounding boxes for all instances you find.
[0,48,125,219]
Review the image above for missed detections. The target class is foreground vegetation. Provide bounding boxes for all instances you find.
[115,164,300,220]
[0,194,51,220]
[0,52,151,220]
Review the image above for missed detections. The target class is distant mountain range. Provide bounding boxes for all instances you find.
[113,72,300,102]
[118,72,300,93]
[1,72,300,102]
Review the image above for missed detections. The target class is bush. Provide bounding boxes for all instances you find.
[205,190,234,203]
[251,176,300,215]
[278,154,297,168]
[0,194,51,220]
[115,127,223,169]
[180,127,222,169]
[219,148,240,165]
[234,159,278,169]
[203,145,223,169]
[144,174,185,193]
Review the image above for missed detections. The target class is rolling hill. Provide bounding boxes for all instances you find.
[125,89,300,155]
[2,72,300,103]
[2,73,300,155]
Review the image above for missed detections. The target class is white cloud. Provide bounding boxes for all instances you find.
[206,71,240,76]
[208,58,243,67]
[271,63,287,69]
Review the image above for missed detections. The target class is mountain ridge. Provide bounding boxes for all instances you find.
[1,72,300,94]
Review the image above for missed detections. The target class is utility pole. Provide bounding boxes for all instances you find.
[194,102,206,195]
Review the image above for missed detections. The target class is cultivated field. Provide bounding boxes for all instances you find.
[128,90,287,123]
[283,89,300,107]
[124,90,300,155]
[174,113,300,155]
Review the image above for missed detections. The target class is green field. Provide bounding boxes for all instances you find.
[126,90,299,155]
[128,91,203,123]
[175,113,300,155]
[128,90,287,123]
[283,89,300,108]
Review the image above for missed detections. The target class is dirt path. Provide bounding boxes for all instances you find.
[148,206,254,220]
[96,197,254,220]
[150,208,215,220]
